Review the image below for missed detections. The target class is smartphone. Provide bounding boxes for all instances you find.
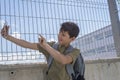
[0,20,7,29]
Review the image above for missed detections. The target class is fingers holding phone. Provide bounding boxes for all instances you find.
[1,23,9,39]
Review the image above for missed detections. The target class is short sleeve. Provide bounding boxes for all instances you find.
[68,48,80,65]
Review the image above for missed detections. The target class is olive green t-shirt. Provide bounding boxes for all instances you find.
[37,42,80,80]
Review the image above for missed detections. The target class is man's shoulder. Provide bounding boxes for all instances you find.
[48,41,56,46]
[72,47,80,53]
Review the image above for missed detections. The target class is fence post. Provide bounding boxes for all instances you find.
[107,0,120,57]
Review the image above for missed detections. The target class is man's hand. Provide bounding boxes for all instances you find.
[1,24,9,39]
[38,34,47,48]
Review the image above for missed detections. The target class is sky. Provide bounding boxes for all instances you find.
[0,0,119,61]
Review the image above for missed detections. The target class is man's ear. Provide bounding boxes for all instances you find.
[71,37,76,41]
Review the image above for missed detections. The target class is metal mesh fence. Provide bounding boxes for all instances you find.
[0,0,119,64]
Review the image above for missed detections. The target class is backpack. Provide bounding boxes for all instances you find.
[46,43,85,80]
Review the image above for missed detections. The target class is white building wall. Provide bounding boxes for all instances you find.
[72,25,117,60]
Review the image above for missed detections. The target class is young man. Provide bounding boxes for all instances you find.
[1,22,80,80]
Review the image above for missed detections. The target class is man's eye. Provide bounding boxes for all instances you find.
[62,34,65,36]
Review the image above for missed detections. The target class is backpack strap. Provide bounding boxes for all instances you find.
[65,46,75,79]
[66,64,75,79]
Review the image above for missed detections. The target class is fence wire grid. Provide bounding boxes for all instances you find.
[0,0,119,64]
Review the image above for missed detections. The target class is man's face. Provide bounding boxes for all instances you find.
[58,31,75,46]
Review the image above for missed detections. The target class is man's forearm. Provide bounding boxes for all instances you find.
[43,43,72,64]
[6,35,38,50]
